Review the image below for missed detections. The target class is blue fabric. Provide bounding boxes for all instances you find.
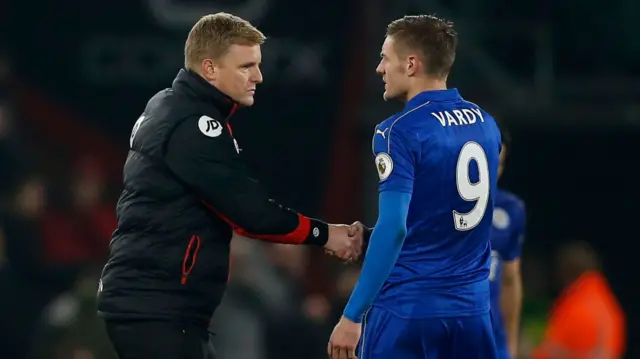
[369,89,500,318]
[343,190,411,322]
[357,306,498,359]
[489,189,526,354]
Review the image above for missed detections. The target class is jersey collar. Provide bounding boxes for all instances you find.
[405,88,462,109]
[172,69,239,119]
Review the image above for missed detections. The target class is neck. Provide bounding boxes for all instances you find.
[405,77,448,103]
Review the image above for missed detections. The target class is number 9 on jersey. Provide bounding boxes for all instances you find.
[453,142,490,231]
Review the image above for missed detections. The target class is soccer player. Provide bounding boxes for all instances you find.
[489,124,525,359]
[328,15,502,359]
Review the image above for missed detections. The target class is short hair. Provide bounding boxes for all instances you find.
[184,13,266,69]
[386,15,458,78]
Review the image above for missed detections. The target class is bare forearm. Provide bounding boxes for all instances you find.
[501,278,523,356]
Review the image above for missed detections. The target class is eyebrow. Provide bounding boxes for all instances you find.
[239,61,259,67]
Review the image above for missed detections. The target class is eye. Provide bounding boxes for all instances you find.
[241,64,255,73]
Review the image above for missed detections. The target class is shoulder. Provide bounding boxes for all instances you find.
[376,113,402,131]
[461,99,492,118]
[495,189,526,222]
[393,102,437,132]
[460,99,500,130]
[145,88,178,117]
[497,189,525,209]
[372,113,414,154]
[147,88,225,124]
[146,90,227,138]
[377,107,429,140]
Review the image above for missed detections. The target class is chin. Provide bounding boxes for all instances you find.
[237,96,255,107]
[382,90,398,102]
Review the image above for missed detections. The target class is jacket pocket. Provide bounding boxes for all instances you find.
[181,235,201,285]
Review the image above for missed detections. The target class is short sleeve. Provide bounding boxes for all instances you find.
[502,202,526,261]
[372,122,415,194]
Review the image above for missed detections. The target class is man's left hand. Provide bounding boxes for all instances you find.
[327,316,361,359]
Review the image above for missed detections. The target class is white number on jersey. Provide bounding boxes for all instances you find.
[488,250,500,281]
[453,141,490,231]
[130,115,147,148]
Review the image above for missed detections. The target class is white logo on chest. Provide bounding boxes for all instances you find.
[198,116,223,137]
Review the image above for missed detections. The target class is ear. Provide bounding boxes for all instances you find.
[406,55,418,77]
[201,59,216,81]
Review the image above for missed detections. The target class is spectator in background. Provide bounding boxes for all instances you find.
[212,239,333,359]
[26,159,118,359]
[262,244,333,359]
[0,54,29,197]
[0,176,72,359]
[211,237,269,359]
[1,177,47,275]
[41,156,115,271]
[69,155,117,261]
[329,265,361,323]
[533,241,626,359]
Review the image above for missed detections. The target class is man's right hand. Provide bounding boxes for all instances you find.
[349,221,372,258]
[324,224,363,261]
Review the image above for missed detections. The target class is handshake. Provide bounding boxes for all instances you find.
[324,221,368,262]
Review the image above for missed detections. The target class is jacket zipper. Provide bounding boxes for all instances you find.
[181,235,201,285]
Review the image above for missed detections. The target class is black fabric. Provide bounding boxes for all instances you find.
[97,69,326,326]
[104,320,216,359]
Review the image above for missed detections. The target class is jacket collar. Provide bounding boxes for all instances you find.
[171,69,239,118]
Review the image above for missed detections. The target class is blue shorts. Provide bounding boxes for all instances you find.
[358,306,497,359]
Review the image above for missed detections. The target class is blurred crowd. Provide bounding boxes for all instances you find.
[0,53,117,359]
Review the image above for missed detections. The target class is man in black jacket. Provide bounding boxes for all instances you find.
[97,13,363,359]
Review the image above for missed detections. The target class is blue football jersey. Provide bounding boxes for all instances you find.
[489,189,526,349]
[371,89,501,318]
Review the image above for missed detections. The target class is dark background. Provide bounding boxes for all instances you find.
[1,0,638,358]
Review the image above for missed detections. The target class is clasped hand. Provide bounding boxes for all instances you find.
[324,221,365,262]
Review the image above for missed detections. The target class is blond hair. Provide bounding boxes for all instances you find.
[184,13,266,69]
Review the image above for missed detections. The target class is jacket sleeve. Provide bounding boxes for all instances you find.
[164,116,328,245]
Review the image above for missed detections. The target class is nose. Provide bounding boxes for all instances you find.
[252,67,263,84]
[376,61,384,75]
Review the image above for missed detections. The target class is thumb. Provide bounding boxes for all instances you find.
[348,222,363,237]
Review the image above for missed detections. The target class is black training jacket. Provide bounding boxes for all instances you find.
[97,69,328,326]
